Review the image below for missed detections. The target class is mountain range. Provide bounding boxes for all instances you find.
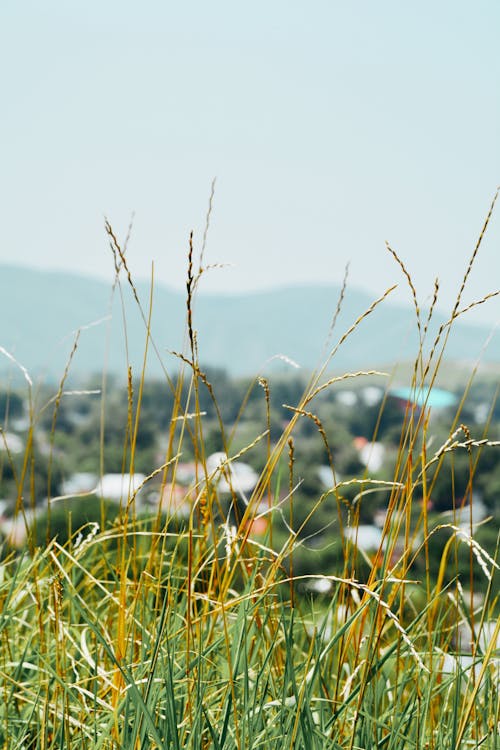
[1,264,499,383]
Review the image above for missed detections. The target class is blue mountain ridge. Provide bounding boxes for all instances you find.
[1,264,498,382]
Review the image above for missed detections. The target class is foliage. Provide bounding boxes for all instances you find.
[0,200,499,748]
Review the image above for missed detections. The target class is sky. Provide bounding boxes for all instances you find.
[1,1,500,324]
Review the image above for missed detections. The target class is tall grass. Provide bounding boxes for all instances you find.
[0,194,499,748]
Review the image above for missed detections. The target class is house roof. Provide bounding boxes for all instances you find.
[389,386,458,409]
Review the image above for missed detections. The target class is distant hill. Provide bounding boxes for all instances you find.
[1,264,499,383]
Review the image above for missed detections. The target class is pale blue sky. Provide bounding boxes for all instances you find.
[1,1,499,323]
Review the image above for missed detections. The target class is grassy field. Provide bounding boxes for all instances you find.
[0,200,499,749]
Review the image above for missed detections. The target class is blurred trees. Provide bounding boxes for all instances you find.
[1,371,499,593]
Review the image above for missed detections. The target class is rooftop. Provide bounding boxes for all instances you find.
[389,386,458,409]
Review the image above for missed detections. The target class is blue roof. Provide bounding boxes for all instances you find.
[389,386,458,409]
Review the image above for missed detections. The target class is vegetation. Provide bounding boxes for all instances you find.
[0,200,499,748]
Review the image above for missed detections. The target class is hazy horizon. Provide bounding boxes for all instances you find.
[1,1,499,324]
[3,260,500,336]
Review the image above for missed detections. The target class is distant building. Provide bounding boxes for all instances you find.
[0,501,36,547]
[61,472,97,496]
[353,437,385,473]
[361,386,383,406]
[336,390,357,407]
[389,386,458,412]
[317,465,334,489]
[473,402,490,424]
[0,431,24,454]
[344,524,383,551]
[246,515,269,538]
[206,453,258,494]
[154,482,191,516]
[0,515,27,547]
[173,461,202,485]
[373,509,388,528]
[95,473,146,504]
[443,492,488,527]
